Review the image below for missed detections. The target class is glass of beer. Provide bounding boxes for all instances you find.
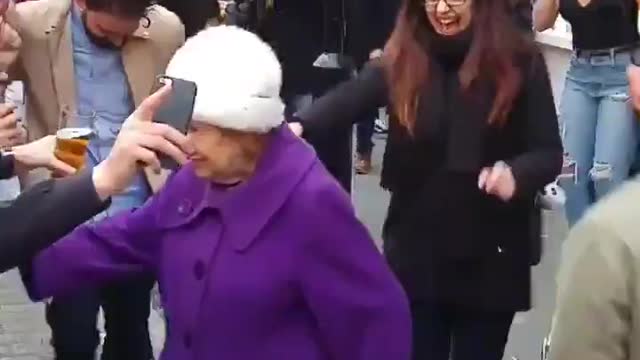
[53,127,93,176]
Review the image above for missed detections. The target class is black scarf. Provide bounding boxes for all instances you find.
[381,26,495,192]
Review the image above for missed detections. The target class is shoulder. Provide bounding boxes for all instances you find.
[13,0,63,34]
[15,0,58,17]
[576,179,640,251]
[288,161,363,235]
[146,5,185,49]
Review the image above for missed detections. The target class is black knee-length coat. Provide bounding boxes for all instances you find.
[295,33,562,312]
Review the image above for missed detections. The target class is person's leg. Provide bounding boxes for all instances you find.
[558,77,598,226]
[450,307,515,360]
[355,109,376,174]
[46,291,101,360]
[100,275,155,360]
[410,301,452,360]
[592,84,639,199]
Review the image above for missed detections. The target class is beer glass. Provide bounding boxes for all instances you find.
[54,127,93,174]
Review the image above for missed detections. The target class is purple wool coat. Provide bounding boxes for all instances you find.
[23,126,412,360]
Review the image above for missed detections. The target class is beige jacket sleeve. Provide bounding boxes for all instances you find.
[548,221,634,360]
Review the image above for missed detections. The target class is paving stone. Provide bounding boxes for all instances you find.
[0,271,165,359]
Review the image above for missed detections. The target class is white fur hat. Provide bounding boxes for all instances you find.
[165,26,284,133]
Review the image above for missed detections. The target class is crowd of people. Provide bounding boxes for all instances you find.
[0,0,640,359]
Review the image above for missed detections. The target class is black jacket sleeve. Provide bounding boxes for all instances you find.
[0,170,110,274]
[0,152,15,180]
[294,62,388,134]
[507,53,563,198]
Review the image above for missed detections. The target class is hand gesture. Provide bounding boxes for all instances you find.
[369,49,383,60]
[0,0,20,51]
[0,103,24,148]
[0,0,10,17]
[478,161,516,201]
[11,135,76,176]
[92,83,194,200]
[288,122,303,137]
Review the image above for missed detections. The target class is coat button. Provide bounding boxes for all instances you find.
[178,200,193,216]
[183,332,192,348]
[194,261,205,280]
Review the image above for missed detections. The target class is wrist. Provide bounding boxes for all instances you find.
[7,143,27,173]
[91,163,116,201]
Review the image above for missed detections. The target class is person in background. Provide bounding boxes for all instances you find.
[20,25,412,360]
[160,0,221,36]
[533,0,639,226]
[350,0,401,175]
[0,0,185,358]
[0,84,191,274]
[546,70,640,359]
[289,0,563,357]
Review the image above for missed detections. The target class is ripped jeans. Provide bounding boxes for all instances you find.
[559,49,639,226]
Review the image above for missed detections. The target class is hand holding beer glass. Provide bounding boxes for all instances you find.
[52,127,93,176]
[8,135,76,175]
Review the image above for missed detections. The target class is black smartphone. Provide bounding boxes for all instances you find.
[153,75,198,170]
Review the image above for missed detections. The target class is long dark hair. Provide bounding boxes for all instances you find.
[383,0,533,132]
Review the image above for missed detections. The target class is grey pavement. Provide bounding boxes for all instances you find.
[0,134,568,359]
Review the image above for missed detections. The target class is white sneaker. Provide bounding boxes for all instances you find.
[539,181,566,210]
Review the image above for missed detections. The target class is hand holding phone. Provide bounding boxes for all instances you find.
[153,75,198,169]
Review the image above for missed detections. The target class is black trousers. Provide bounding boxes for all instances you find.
[46,276,154,360]
[411,301,514,360]
[355,109,376,156]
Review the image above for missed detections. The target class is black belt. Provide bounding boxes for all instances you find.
[575,43,639,58]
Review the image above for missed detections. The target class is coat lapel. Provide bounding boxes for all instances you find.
[218,126,318,252]
[46,0,76,128]
[123,28,156,107]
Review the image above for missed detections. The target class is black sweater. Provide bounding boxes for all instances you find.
[296,42,562,311]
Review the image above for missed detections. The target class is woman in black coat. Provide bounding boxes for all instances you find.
[289,0,562,358]
[160,0,220,37]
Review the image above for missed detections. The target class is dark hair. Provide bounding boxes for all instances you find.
[160,0,221,37]
[383,0,533,132]
[85,0,155,18]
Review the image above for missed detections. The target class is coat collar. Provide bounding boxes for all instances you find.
[162,126,318,253]
[43,0,157,127]
[214,126,316,252]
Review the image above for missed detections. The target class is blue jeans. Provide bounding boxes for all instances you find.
[559,49,639,226]
[356,109,376,156]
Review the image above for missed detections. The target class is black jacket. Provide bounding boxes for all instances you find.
[160,0,220,37]
[296,44,562,311]
[0,171,109,274]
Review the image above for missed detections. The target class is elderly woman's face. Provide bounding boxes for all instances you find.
[424,0,472,36]
[187,121,266,183]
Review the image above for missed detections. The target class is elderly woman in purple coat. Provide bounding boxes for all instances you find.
[21,26,412,359]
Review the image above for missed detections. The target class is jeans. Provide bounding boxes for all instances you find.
[410,301,514,360]
[356,109,376,156]
[46,276,154,360]
[559,49,639,226]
